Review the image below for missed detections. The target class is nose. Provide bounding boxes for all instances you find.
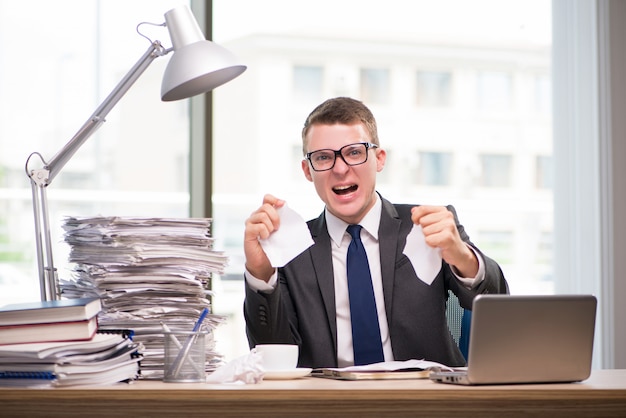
[332,153,351,174]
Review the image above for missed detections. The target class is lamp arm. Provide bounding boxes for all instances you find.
[40,41,170,185]
[26,41,170,300]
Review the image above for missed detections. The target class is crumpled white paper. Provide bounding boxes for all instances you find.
[205,349,265,384]
[402,224,442,285]
[259,204,314,267]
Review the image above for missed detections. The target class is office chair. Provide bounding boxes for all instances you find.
[445,290,472,360]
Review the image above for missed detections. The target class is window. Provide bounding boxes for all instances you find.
[416,71,452,107]
[0,0,192,306]
[417,152,453,186]
[536,230,553,265]
[291,144,305,179]
[360,68,390,104]
[476,230,514,264]
[293,65,324,103]
[212,0,553,362]
[534,74,551,115]
[536,155,553,189]
[476,70,513,110]
[479,154,513,187]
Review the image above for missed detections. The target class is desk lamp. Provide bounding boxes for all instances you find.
[24,5,246,301]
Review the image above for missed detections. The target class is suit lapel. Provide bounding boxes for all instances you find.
[378,198,402,324]
[307,212,338,349]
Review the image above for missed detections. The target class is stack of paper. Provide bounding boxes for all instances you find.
[0,331,142,387]
[59,216,228,380]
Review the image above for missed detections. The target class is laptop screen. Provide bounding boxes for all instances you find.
[464,294,597,384]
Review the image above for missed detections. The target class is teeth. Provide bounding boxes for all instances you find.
[334,185,353,191]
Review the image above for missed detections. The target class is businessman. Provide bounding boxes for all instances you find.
[243,97,508,368]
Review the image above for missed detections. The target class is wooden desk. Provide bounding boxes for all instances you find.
[1,369,625,417]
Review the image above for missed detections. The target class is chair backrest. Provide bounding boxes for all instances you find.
[445,290,471,360]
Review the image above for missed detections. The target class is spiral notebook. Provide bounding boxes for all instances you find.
[0,329,141,387]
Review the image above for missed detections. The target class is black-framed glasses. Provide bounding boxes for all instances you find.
[305,142,378,172]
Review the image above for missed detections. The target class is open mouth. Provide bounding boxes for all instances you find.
[333,184,358,195]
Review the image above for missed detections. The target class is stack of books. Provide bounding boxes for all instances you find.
[0,331,141,387]
[0,297,101,345]
[0,298,142,387]
[58,216,229,380]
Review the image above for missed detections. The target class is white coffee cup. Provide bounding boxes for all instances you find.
[255,344,299,370]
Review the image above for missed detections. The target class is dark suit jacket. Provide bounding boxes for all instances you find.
[244,196,508,368]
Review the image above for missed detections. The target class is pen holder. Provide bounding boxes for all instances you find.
[163,330,208,383]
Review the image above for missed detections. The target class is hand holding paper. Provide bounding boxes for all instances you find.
[258,204,314,267]
[402,224,442,285]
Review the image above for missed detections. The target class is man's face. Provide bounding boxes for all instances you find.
[301,123,386,225]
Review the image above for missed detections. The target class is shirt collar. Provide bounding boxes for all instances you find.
[325,194,382,247]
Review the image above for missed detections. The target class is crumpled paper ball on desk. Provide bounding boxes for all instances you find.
[205,349,265,384]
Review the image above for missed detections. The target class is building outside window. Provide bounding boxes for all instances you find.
[212,0,553,361]
[536,155,553,189]
[476,70,513,110]
[416,71,453,107]
[479,154,513,187]
[417,151,453,186]
[360,68,391,105]
[293,65,324,103]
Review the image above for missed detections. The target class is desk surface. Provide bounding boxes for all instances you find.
[1,369,626,417]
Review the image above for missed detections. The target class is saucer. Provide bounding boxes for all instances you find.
[263,368,312,380]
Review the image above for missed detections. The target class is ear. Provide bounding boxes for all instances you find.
[302,159,313,182]
[375,148,387,172]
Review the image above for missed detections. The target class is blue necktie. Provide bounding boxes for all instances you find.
[346,224,384,365]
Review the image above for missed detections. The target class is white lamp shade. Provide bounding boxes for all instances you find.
[161,40,246,101]
[160,5,246,101]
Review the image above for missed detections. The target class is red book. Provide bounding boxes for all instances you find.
[0,316,98,345]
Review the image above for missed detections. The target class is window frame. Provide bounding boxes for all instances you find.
[552,0,626,369]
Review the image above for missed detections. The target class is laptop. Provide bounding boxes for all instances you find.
[430,294,597,385]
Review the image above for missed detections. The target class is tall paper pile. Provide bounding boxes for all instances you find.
[60,216,228,380]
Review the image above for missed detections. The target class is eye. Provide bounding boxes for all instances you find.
[344,146,364,157]
[313,152,333,162]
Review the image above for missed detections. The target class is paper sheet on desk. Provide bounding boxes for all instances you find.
[402,224,442,285]
[324,359,453,373]
[259,204,314,267]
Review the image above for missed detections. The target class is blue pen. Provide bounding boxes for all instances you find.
[192,307,209,332]
[167,307,209,379]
